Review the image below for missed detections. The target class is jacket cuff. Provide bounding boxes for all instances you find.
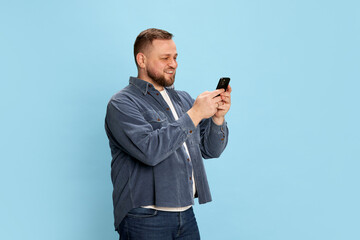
[210,118,227,136]
[179,113,197,136]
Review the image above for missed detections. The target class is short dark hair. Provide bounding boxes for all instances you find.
[134,28,173,66]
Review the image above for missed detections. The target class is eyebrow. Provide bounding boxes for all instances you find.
[160,53,178,57]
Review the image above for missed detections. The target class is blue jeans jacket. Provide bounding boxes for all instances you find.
[105,77,229,230]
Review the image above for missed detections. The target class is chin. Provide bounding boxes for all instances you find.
[165,78,175,87]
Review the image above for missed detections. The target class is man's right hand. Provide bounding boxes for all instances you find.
[187,89,225,127]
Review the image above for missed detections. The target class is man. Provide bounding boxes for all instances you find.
[105,28,231,239]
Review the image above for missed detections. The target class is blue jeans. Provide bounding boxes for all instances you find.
[117,207,201,240]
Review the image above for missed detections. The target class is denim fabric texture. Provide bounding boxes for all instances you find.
[118,207,200,240]
[105,77,229,230]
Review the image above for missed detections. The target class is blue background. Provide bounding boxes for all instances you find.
[1,0,359,239]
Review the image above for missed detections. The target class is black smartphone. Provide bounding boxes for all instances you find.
[216,77,230,93]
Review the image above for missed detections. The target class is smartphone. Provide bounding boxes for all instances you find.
[216,77,230,96]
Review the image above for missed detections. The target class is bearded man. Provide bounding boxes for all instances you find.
[105,28,231,239]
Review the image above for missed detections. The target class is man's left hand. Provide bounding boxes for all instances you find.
[212,85,232,125]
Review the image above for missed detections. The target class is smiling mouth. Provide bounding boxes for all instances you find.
[165,69,175,74]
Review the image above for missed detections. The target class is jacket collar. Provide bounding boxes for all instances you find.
[129,76,175,95]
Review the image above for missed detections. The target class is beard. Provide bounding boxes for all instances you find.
[147,68,176,87]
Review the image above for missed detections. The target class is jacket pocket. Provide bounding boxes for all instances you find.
[143,110,168,130]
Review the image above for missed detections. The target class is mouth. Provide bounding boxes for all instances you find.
[165,69,175,74]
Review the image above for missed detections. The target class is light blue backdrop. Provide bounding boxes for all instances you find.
[1,0,359,239]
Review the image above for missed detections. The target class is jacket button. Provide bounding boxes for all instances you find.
[189,177,192,180]
[156,93,159,96]
[157,118,160,121]
[166,108,170,111]
[189,130,192,133]
[187,158,190,162]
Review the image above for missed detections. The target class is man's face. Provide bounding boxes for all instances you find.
[144,39,178,87]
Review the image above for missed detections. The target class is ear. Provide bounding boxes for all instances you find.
[136,53,146,69]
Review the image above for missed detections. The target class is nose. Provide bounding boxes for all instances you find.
[168,58,177,69]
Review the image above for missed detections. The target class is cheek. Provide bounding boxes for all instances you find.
[149,62,165,72]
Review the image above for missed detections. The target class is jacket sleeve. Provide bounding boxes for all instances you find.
[199,117,229,159]
[105,97,196,166]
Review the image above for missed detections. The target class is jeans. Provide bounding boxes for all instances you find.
[117,207,201,240]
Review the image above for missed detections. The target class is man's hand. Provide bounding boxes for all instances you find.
[212,85,232,125]
[187,89,225,127]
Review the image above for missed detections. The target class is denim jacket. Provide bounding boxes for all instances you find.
[105,77,229,230]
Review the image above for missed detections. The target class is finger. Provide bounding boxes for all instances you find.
[220,94,231,101]
[215,102,223,108]
[216,104,227,111]
[217,103,230,110]
[210,89,225,98]
[212,95,222,103]
[221,90,231,97]
[220,90,231,98]
[221,97,231,103]
[227,85,232,93]
[219,95,230,103]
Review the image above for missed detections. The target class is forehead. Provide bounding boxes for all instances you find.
[149,39,177,55]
